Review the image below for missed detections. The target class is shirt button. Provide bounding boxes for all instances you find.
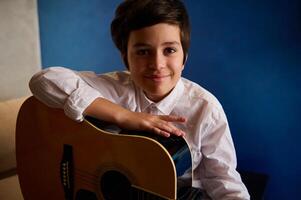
[148,104,156,114]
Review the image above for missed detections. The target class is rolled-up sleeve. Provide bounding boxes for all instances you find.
[29,66,101,121]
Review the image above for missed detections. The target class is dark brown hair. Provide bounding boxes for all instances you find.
[111,0,190,67]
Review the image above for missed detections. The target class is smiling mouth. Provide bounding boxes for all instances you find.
[144,74,170,82]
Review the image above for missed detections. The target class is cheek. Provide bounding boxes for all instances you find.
[130,63,149,77]
[168,54,185,71]
[169,60,184,73]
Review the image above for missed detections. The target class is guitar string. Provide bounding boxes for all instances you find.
[74,168,98,186]
[75,168,98,178]
[74,173,98,184]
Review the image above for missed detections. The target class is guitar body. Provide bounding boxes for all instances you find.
[16,97,192,200]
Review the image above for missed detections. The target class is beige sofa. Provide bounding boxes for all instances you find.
[0,97,28,200]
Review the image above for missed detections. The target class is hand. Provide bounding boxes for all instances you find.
[118,111,186,137]
[84,98,186,137]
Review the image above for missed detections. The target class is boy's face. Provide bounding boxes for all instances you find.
[127,23,185,102]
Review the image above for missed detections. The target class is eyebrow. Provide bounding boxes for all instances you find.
[133,41,181,48]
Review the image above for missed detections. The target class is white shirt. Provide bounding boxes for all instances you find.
[29,66,250,200]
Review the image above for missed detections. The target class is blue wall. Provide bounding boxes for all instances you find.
[38,0,301,199]
[38,0,123,72]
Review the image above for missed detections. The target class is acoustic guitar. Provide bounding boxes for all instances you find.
[16,97,193,200]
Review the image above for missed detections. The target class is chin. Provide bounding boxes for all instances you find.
[147,88,172,99]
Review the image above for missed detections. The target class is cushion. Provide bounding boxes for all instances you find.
[0,175,23,199]
[0,97,28,173]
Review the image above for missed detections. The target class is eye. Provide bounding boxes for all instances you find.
[164,47,177,55]
[136,49,150,56]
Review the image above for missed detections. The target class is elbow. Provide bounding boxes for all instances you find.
[29,66,68,94]
[29,69,44,96]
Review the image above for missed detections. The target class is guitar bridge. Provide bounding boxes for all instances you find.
[60,144,74,200]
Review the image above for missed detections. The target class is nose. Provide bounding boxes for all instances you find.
[148,52,165,70]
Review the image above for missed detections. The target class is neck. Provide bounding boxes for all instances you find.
[144,89,173,102]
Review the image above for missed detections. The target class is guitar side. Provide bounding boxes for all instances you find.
[16,97,177,199]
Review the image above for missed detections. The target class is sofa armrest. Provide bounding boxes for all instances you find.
[0,97,28,176]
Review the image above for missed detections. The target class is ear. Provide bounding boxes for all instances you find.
[184,53,188,65]
[182,53,188,70]
[121,53,129,70]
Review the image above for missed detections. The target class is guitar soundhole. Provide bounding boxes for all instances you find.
[100,170,131,200]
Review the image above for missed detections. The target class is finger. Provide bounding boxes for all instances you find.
[160,115,187,123]
[158,121,185,137]
[152,127,170,137]
[171,128,186,136]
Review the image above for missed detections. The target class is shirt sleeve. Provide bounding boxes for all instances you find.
[200,105,250,200]
[29,66,101,121]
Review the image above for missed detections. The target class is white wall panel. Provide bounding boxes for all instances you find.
[0,0,41,100]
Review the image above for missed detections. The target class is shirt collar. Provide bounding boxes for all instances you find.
[138,79,185,115]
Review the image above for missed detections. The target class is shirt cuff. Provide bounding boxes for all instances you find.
[63,85,101,121]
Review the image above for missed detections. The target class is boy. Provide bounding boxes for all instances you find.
[30,0,250,199]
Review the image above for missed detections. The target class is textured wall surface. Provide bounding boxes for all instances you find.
[0,0,41,101]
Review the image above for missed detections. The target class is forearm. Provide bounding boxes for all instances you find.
[84,97,130,125]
